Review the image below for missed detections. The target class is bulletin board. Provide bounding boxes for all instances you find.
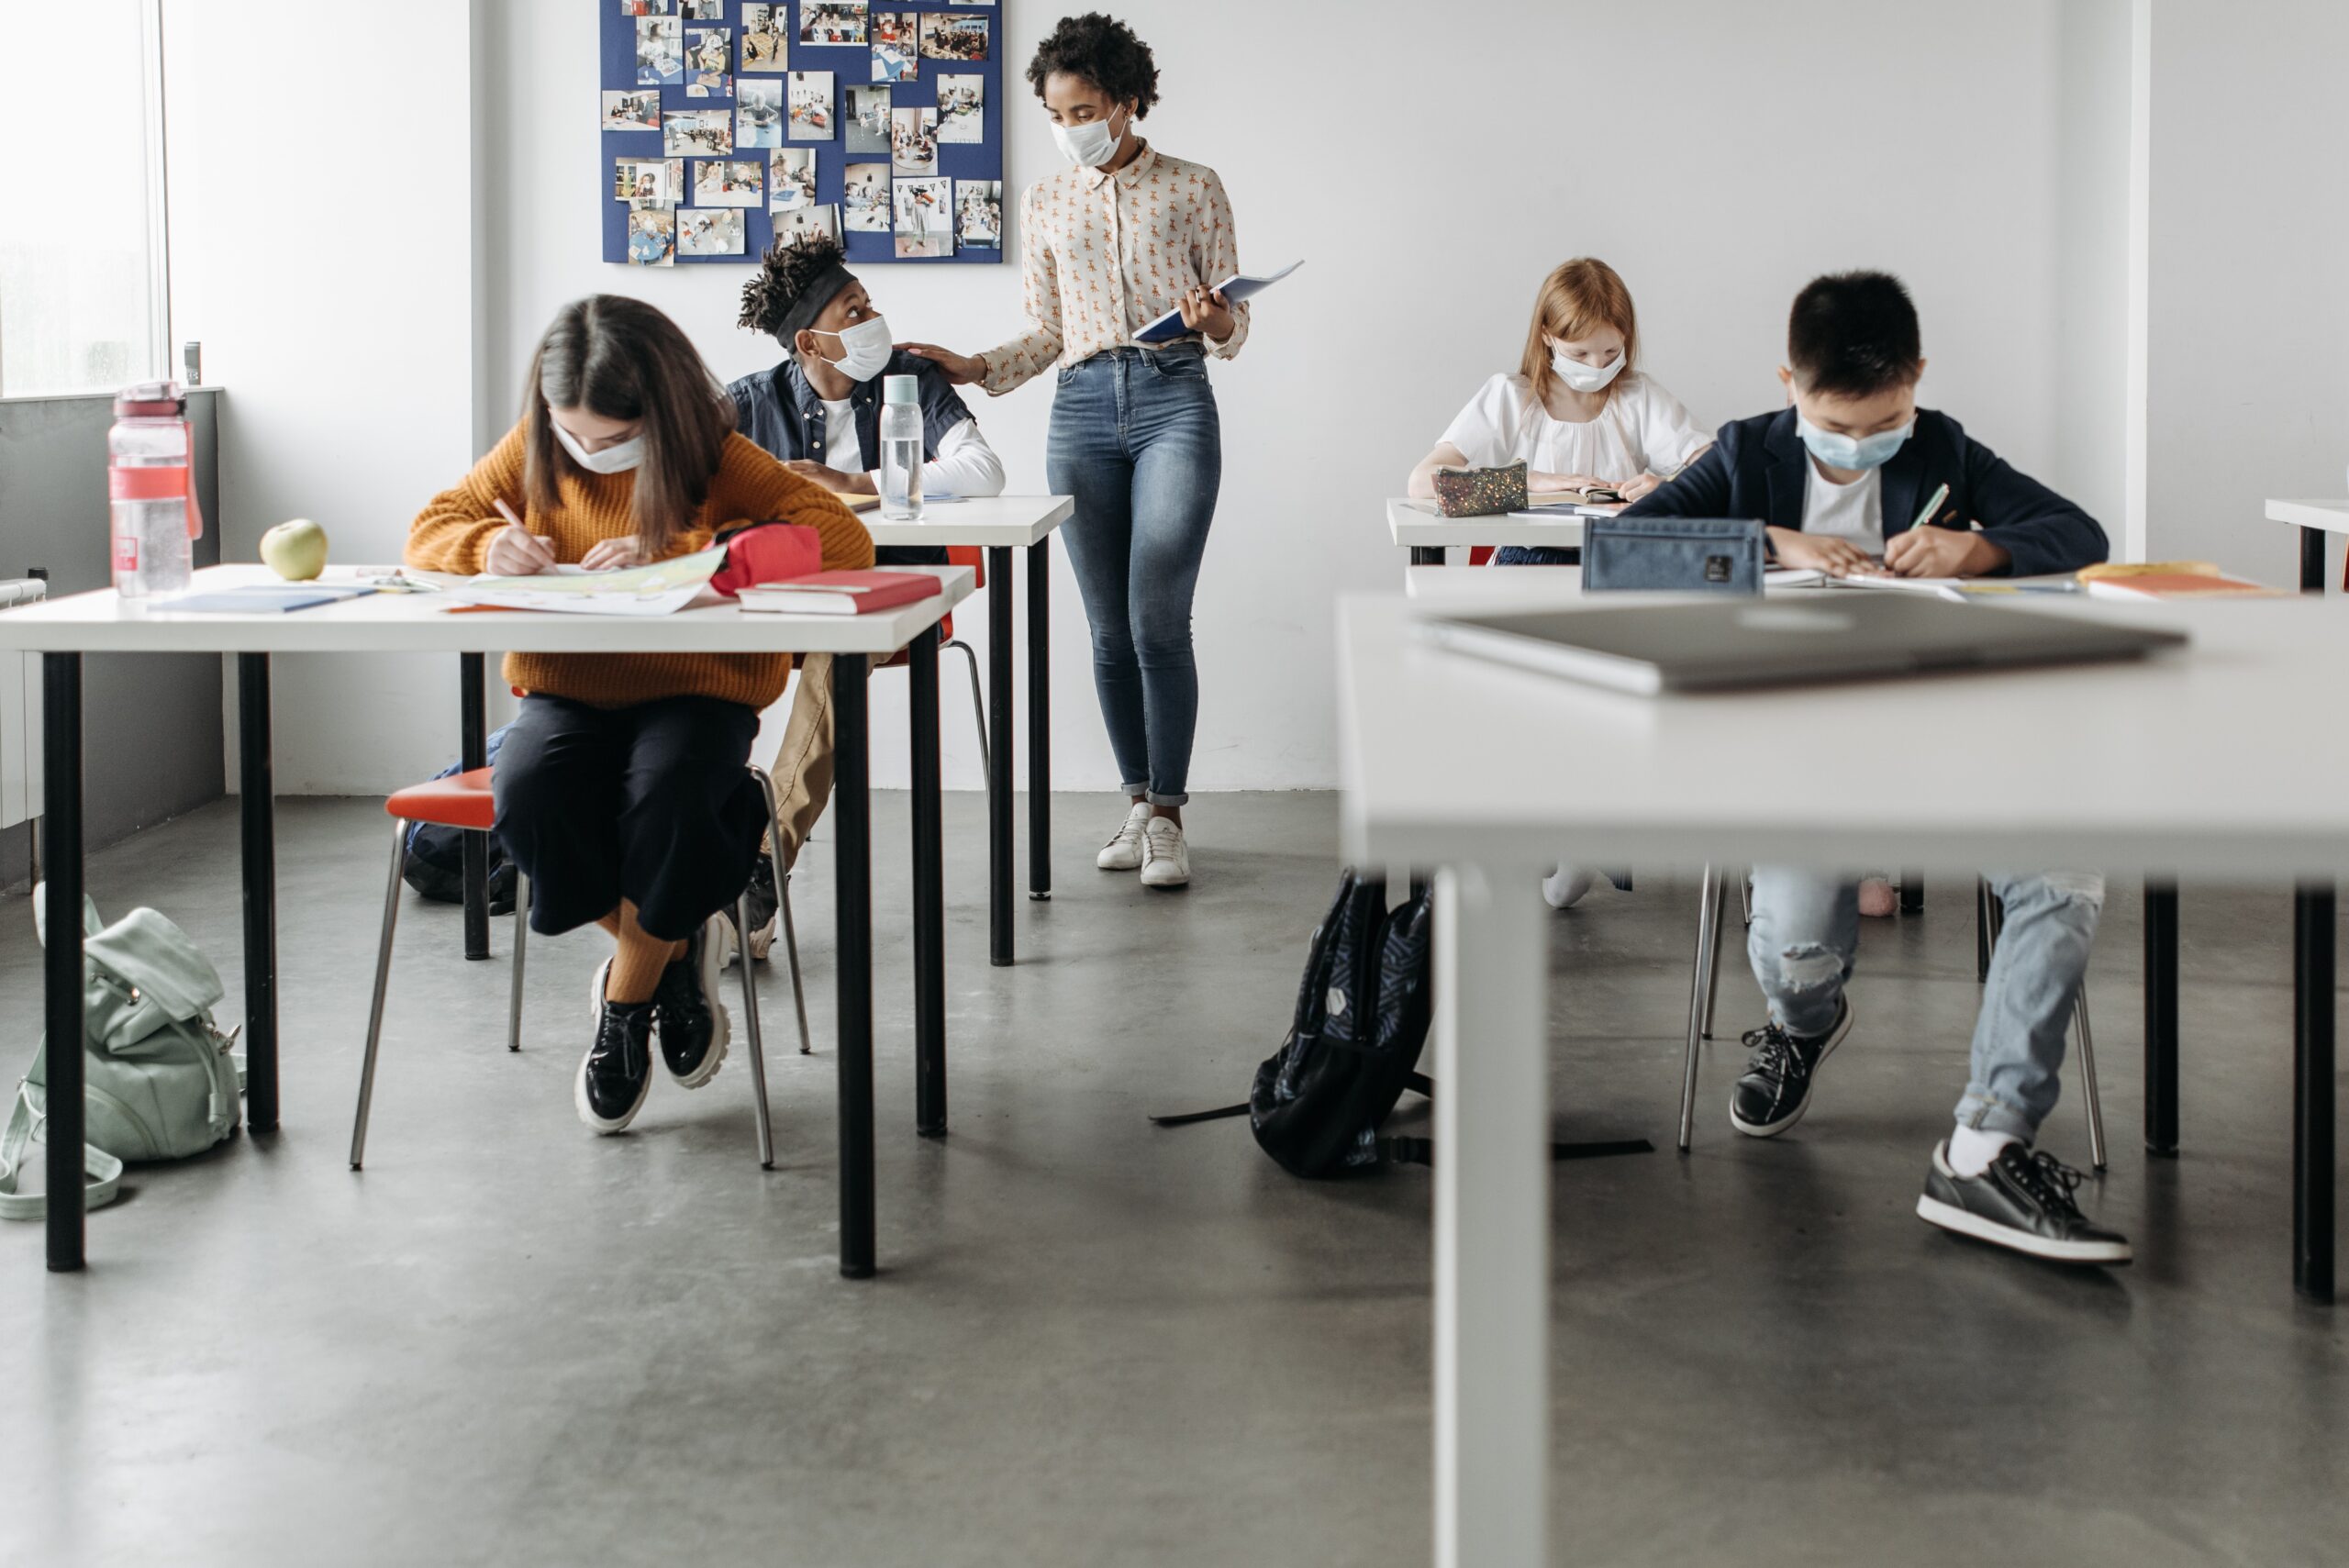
[600,2,1006,267]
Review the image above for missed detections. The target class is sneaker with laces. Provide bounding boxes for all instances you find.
[575,1000,655,1133]
[651,914,731,1087]
[1097,802,1152,870]
[1139,816,1190,888]
[1728,996,1852,1137]
[1917,1140,2132,1264]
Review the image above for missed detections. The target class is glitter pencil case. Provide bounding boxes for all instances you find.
[1431,461,1528,518]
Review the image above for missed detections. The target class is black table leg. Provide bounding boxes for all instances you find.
[42,654,84,1272]
[1899,872,1923,914]
[987,545,1014,968]
[1028,538,1051,905]
[909,627,946,1138]
[833,653,875,1278]
[2292,884,2335,1301]
[238,654,279,1133]
[2144,881,2180,1157]
[1409,546,1444,566]
[2300,527,2327,595]
[460,653,490,962]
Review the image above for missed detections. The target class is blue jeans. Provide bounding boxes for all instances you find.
[1047,344,1221,806]
[1746,868,2105,1141]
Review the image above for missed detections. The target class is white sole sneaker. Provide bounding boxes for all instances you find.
[1139,818,1190,889]
[1727,1000,1853,1139]
[666,914,732,1089]
[1914,1195,2135,1264]
[1097,804,1152,871]
[575,961,651,1136]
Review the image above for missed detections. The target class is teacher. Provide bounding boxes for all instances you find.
[902,12,1247,892]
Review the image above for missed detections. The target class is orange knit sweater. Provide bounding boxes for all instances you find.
[405,423,874,710]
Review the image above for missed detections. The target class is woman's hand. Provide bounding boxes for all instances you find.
[1766,527,1876,578]
[1617,472,1664,504]
[1176,286,1235,341]
[784,459,874,495]
[581,536,649,573]
[484,522,556,576]
[896,342,986,385]
[1529,472,1609,495]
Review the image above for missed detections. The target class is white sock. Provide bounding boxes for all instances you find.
[1947,1124,2021,1179]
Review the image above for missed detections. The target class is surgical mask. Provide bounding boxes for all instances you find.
[807,314,894,383]
[551,418,646,474]
[1052,107,1125,169]
[1549,344,1625,394]
[1796,411,1912,473]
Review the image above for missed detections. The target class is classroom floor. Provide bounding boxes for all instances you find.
[2,794,2344,1568]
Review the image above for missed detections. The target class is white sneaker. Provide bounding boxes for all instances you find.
[1139,816,1190,888]
[1097,802,1152,870]
[1542,864,1597,909]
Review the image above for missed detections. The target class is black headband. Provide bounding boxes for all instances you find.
[774,264,855,345]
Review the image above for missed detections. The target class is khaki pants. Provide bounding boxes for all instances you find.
[764,653,836,869]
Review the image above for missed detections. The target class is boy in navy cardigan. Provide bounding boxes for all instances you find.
[1626,272,2129,1267]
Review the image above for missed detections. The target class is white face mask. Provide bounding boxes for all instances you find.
[1549,343,1625,394]
[807,313,894,383]
[551,417,646,474]
[1052,106,1126,169]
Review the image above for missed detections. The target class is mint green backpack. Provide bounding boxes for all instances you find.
[0,888,244,1218]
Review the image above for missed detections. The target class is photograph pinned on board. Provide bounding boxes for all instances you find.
[736,78,784,145]
[890,105,937,174]
[956,177,1002,250]
[787,71,835,139]
[627,207,676,266]
[774,205,840,246]
[769,147,818,209]
[800,2,868,45]
[676,206,747,257]
[694,158,765,206]
[636,15,684,83]
[739,4,787,70]
[919,12,987,61]
[686,27,731,77]
[936,72,983,143]
[870,12,918,80]
[686,69,732,97]
[842,160,891,232]
[894,174,952,257]
[614,156,675,206]
[845,83,892,153]
[679,0,723,16]
[604,90,662,131]
[619,0,674,16]
[663,107,733,155]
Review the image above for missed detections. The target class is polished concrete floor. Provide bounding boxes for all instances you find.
[2,793,2343,1567]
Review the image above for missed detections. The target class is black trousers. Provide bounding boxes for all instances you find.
[494,694,763,940]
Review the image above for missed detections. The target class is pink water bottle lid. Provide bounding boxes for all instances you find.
[113,380,186,418]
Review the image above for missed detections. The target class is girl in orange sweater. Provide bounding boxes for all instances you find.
[406,295,873,1134]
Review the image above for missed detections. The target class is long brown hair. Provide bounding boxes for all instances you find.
[1518,258,1640,411]
[522,295,735,556]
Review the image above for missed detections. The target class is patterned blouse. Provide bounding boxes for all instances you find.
[978,142,1250,396]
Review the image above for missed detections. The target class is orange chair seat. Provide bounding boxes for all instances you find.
[386,767,496,830]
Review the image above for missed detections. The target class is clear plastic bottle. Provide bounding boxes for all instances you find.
[878,373,924,522]
[107,381,197,597]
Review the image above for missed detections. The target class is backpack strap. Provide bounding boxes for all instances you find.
[0,1081,123,1221]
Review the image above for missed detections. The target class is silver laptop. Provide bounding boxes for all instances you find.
[1417,594,2188,695]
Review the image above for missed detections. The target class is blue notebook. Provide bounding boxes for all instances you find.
[1133,261,1303,344]
[163,584,375,614]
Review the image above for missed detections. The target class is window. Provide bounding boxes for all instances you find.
[0,0,171,396]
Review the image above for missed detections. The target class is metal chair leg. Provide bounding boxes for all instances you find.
[946,637,988,775]
[1740,873,1753,928]
[2074,988,2109,1173]
[738,895,775,1169]
[507,871,528,1052]
[748,765,815,1056]
[1701,871,1730,1040]
[351,818,408,1170]
[1679,866,1722,1152]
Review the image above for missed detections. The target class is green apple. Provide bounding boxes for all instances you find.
[260,518,328,581]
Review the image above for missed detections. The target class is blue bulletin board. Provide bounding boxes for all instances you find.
[601,2,1005,268]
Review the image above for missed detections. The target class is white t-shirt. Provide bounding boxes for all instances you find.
[1798,460,1885,554]
[1438,371,1710,484]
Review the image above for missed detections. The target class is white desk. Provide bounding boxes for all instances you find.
[2266,498,2349,592]
[1387,496,1588,567]
[1336,590,2345,1566]
[864,496,1074,967]
[0,562,975,1278]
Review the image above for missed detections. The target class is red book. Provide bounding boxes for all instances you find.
[736,569,941,616]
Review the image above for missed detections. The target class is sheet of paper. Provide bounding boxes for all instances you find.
[448,544,727,617]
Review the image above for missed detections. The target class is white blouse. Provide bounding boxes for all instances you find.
[1439,372,1710,484]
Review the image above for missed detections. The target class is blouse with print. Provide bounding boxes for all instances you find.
[1440,372,1710,485]
[978,142,1249,396]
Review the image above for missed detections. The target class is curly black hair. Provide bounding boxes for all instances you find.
[737,231,851,337]
[1026,13,1159,118]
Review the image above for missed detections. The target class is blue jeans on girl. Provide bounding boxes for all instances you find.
[1047,344,1222,806]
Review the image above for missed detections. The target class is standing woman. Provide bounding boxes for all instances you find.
[902,13,1246,890]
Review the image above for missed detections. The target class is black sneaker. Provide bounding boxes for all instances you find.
[1729,997,1852,1138]
[651,914,731,1088]
[1918,1140,2133,1265]
[725,857,780,967]
[574,1000,655,1134]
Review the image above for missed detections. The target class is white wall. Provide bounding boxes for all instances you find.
[2145,0,2349,579]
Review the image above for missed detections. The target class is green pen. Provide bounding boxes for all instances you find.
[1911,483,1951,531]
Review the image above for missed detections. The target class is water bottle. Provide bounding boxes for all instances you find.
[878,373,924,522]
[107,381,200,597]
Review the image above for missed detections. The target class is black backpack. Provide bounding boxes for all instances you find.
[401,723,517,913]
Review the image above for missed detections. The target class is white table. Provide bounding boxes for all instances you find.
[863,495,1074,968]
[0,562,974,1279]
[1387,496,1589,568]
[2266,498,2349,592]
[1336,590,2344,1566]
